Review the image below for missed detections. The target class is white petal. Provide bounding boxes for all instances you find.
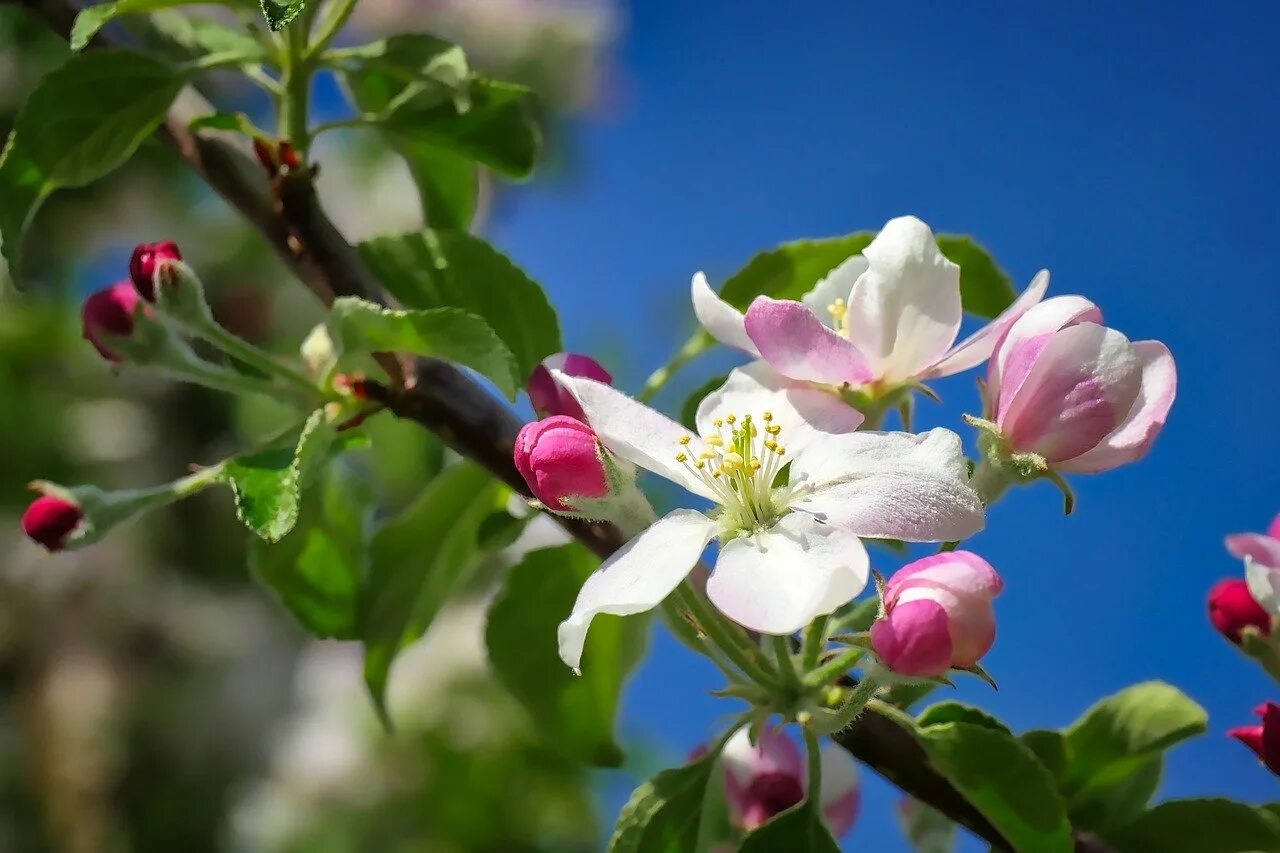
[845,216,962,383]
[801,255,869,329]
[817,742,860,805]
[692,272,759,356]
[923,269,1049,378]
[1246,558,1280,620]
[557,510,716,671]
[707,514,869,635]
[791,429,984,542]
[696,363,863,457]
[554,372,718,501]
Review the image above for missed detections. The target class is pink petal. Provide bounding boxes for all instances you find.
[1226,533,1280,571]
[882,551,1003,608]
[817,744,860,837]
[998,323,1141,462]
[744,296,873,386]
[722,726,804,802]
[988,295,1102,412]
[923,269,1049,379]
[1055,341,1177,473]
[1269,514,1280,543]
[692,272,759,356]
[870,599,954,677]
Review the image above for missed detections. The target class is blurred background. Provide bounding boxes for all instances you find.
[2,1,1278,850]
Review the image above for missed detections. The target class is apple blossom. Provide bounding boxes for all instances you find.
[82,281,142,362]
[870,551,1003,678]
[514,416,610,511]
[1225,514,1280,621]
[1227,702,1280,778]
[527,353,613,421]
[721,726,859,837]
[21,495,83,552]
[692,216,1048,399]
[1208,579,1272,645]
[550,363,984,671]
[129,240,182,302]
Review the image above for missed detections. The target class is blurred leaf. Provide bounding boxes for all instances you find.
[150,10,268,64]
[896,798,956,853]
[402,146,477,229]
[936,234,1017,320]
[679,373,727,430]
[1069,754,1162,835]
[188,111,258,135]
[739,797,840,853]
[916,701,1010,734]
[884,680,938,711]
[220,408,334,542]
[70,0,210,50]
[327,296,521,399]
[337,33,469,105]
[1020,729,1068,779]
[0,50,184,277]
[362,462,504,722]
[1060,681,1207,801]
[915,722,1073,853]
[260,0,306,30]
[1103,799,1280,853]
[475,508,529,551]
[358,230,560,385]
[608,750,719,851]
[718,233,874,309]
[487,544,649,767]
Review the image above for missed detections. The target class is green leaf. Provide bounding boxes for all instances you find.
[679,373,728,431]
[830,594,880,634]
[475,508,529,552]
[718,233,875,310]
[220,409,335,543]
[0,50,185,277]
[260,0,306,30]
[487,544,648,768]
[326,296,521,399]
[1069,754,1162,834]
[1060,681,1207,800]
[608,750,719,852]
[400,145,477,229]
[150,10,268,65]
[916,722,1073,853]
[1104,799,1280,853]
[916,701,1011,734]
[739,797,840,853]
[896,798,956,853]
[1020,729,1068,779]
[70,0,206,50]
[357,230,560,385]
[361,462,504,721]
[188,111,258,135]
[935,235,1018,320]
[337,34,470,105]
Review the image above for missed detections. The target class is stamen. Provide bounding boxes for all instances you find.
[679,435,691,445]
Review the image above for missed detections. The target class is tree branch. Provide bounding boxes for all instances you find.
[8,2,1114,850]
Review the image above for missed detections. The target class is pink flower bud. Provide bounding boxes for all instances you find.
[513,416,609,511]
[870,551,1003,678]
[129,240,182,302]
[1208,578,1272,645]
[527,353,613,421]
[81,282,141,362]
[1228,702,1280,778]
[22,495,83,551]
[721,726,859,837]
[985,296,1176,473]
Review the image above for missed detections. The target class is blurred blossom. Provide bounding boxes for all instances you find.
[68,399,157,463]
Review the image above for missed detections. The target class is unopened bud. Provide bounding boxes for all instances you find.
[1208,578,1272,645]
[129,241,182,302]
[278,140,302,171]
[1228,702,1280,778]
[81,282,141,362]
[514,416,608,512]
[527,353,612,421]
[21,494,83,552]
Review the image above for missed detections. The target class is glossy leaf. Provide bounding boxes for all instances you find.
[357,231,560,385]
[1104,799,1280,853]
[326,296,521,399]
[718,233,875,309]
[487,544,649,768]
[936,235,1018,319]
[361,462,505,722]
[608,749,719,852]
[739,798,840,853]
[916,701,1011,734]
[0,50,185,277]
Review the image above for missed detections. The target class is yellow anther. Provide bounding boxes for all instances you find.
[725,413,736,424]
[750,458,762,470]
[699,451,718,460]
[766,424,781,435]
[695,460,706,470]
[776,445,786,456]
[705,435,724,446]
[676,452,688,463]
[723,452,744,470]
[765,440,778,451]
[679,435,691,445]
[763,411,773,422]
[713,417,724,427]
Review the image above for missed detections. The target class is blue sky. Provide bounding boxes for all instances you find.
[485,1,1280,847]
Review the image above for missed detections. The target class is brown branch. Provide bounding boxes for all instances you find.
[9,2,1113,850]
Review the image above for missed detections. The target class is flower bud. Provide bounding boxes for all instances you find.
[514,416,609,511]
[81,281,141,362]
[21,495,83,551]
[721,726,859,837]
[1208,578,1272,644]
[1225,516,1280,621]
[982,296,1176,473]
[870,551,1003,678]
[129,241,182,302]
[527,353,613,421]
[1227,702,1280,778]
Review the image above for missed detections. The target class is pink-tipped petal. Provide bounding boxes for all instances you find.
[692,272,759,356]
[1226,533,1280,571]
[882,551,1003,606]
[988,295,1102,410]
[870,598,954,677]
[1267,514,1280,543]
[744,297,873,387]
[923,269,1049,379]
[1055,341,1176,473]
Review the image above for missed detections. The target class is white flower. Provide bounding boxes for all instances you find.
[553,364,984,671]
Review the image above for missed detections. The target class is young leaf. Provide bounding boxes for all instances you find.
[916,722,1074,853]
[361,463,505,722]
[916,701,1011,734]
[1059,681,1207,800]
[935,234,1018,320]
[1068,754,1162,835]
[718,233,875,309]
[335,34,470,105]
[608,749,720,852]
[1020,729,1068,779]
[400,146,477,229]
[149,10,269,66]
[739,797,840,853]
[326,297,521,399]
[487,544,649,768]
[1103,798,1280,853]
[357,230,561,385]
[0,50,185,277]
[69,0,214,50]
[220,408,335,542]
[260,0,307,30]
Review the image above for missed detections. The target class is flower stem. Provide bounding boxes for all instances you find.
[638,333,711,403]
[802,646,864,690]
[307,0,360,59]
[280,19,311,153]
[164,354,307,404]
[660,599,748,686]
[195,319,320,399]
[771,634,801,692]
[813,665,885,735]
[675,582,781,690]
[802,614,829,671]
[802,724,823,800]
[969,457,1012,506]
